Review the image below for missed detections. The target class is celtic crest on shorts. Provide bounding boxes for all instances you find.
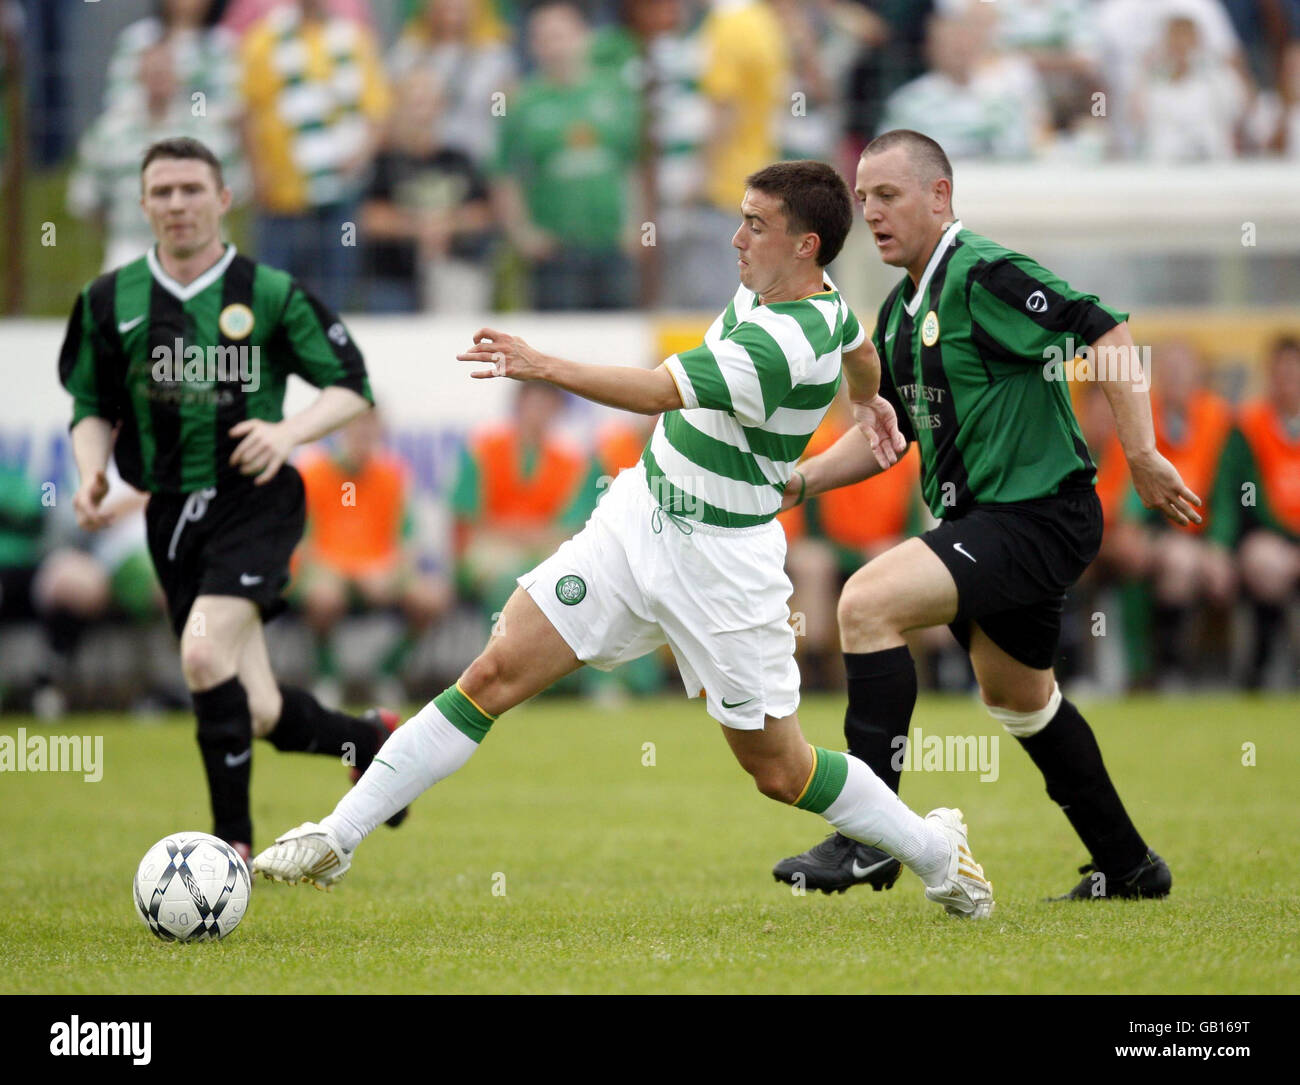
[555,574,586,605]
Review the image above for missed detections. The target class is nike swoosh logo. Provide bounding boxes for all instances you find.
[884,330,895,342]
[720,696,754,709]
[117,315,145,333]
[852,857,894,878]
[224,748,251,768]
[953,543,976,563]
[239,573,263,586]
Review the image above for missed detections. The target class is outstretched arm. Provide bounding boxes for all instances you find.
[457,328,683,415]
[1094,321,1202,526]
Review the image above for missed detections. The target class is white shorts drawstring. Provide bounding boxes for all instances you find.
[167,487,217,562]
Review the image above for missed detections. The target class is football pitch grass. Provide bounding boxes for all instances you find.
[1,693,1296,995]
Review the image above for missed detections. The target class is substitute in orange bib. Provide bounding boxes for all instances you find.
[1122,341,1236,685]
[1213,336,1300,687]
[295,410,451,707]
[450,382,590,622]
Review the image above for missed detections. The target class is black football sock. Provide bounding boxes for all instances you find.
[1016,697,1148,875]
[1247,601,1284,688]
[34,607,85,693]
[192,677,254,846]
[843,646,917,794]
[268,685,382,765]
[1152,602,1186,678]
[43,606,85,663]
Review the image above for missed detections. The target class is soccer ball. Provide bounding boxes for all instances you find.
[133,832,250,942]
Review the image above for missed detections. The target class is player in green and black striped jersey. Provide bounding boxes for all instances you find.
[869,223,1123,519]
[59,228,370,496]
[58,137,406,861]
[774,130,1201,902]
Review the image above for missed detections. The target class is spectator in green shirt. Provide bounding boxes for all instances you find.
[491,1,641,310]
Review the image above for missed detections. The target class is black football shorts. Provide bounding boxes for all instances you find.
[145,465,306,638]
[920,482,1103,671]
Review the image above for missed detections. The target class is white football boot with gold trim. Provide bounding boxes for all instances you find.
[923,807,994,919]
[253,822,352,890]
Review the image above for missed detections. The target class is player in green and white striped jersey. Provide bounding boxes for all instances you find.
[255,161,995,921]
[644,277,859,528]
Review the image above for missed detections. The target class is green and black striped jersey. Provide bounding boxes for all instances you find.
[58,244,373,494]
[873,221,1126,519]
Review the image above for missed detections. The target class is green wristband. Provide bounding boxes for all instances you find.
[792,469,807,508]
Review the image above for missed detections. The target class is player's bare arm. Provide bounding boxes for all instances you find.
[781,424,887,511]
[841,337,907,470]
[69,416,115,531]
[1095,320,1203,527]
[457,328,684,415]
[229,386,371,486]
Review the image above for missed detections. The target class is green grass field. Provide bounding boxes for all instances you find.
[1,693,1296,995]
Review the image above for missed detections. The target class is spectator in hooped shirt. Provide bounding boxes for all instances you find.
[387,0,517,170]
[102,0,240,120]
[879,7,1049,160]
[69,34,246,273]
[239,0,391,311]
[72,0,245,272]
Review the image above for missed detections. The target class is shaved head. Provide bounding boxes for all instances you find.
[854,131,956,281]
[862,129,953,192]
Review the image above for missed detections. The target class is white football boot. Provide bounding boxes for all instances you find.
[252,822,352,890]
[923,807,994,919]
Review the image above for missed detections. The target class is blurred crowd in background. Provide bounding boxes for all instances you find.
[5,0,1300,314]
[0,0,1298,713]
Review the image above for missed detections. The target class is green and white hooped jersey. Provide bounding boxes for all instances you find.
[646,278,865,528]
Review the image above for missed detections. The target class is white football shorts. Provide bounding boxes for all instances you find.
[518,462,799,730]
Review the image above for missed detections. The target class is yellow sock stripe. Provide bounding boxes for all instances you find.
[456,681,498,721]
[435,684,496,743]
[793,744,819,807]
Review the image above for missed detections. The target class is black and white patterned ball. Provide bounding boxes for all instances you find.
[133,832,250,942]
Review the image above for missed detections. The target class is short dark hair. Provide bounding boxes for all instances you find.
[743,159,854,267]
[862,129,953,190]
[141,137,225,189]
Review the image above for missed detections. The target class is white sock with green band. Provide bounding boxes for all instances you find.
[321,684,491,852]
[796,746,950,887]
